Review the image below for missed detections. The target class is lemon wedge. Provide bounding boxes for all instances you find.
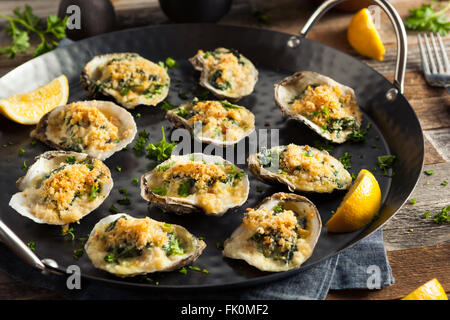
[347,8,386,61]
[326,169,381,233]
[0,75,69,125]
[402,278,448,300]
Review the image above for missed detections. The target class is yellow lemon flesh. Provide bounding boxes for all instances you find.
[402,278,448,300]
[326,169,381,233]
[0,74,69,125]
[347,8,385,61]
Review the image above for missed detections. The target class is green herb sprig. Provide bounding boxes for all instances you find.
[404,3,450,35]
[0,5,68,59]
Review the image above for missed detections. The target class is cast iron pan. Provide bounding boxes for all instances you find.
[0,1,423,290]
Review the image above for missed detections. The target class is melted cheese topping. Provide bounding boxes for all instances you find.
[46,102,122,153]
[85,215,201,276]
[96,54,169,104]
[290,84,360,139]
[242,204,312,262]
[148,157,247,215]
[198,48,255,96]
[102,216,169,250]
[261,144,351,192]
[186,100,254,142]
[27,158,110,224]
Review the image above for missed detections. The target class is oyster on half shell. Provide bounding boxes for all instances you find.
[274,71,362,143]
[248,144,352,193]
[141,153,249,216]
[9,151,113,225]
[85,213,206,277]
[166,99,255,146]
[81,52,170,109]
[223,192,322,272]
[189,48,258,102]
[30,100,137,160]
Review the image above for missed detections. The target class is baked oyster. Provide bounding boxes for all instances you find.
[141,153,249,216]
[81,52,170,109]
[85,213,206,277]
[189,48,258,102]
[166,99,255,146]
[30,100,137,160]
[274,71,362,143]
[248,144,352,193]
[223,192,322,272]
[9,151,113,225]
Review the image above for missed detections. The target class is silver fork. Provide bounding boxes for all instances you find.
[417,32,450,94]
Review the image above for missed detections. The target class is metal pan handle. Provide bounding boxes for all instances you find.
[0,219,61,275]
[290,0,407,97]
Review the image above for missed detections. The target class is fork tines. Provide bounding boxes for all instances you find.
[418,32,450,75]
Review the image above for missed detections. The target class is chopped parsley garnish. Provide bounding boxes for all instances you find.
[313,139,334,153]
[216,241,224,250]
[66,156,76,164]
[177,179,195,197]
[433,206,450,224]
[73,248,84,260]
[133,130,150,153]
[421,211,431,219]
[273,205,284,214]
[163,232,185,256]
[410,198,417,205]
[160,100,177,111]
[220,100,240,110]
[116,166,122,172]
[179,267,188,275]
[146,126,177,163]
[109,204,120,214]
[152,186,168,196]
[441,180,448,186]
[18,147,25,156]
[424,170,435,176]
[165,57,179,69]
[377,155,396,177]
[131,177,139,185]
[338,152,352,170]
[188,265,202,272]
[27,241,35,251]
[61,226,75,241]
[89,184,100,201]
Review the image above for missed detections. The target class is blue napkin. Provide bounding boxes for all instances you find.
[0,228,394,300]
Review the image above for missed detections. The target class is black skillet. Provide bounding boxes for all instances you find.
[0,0,423,291]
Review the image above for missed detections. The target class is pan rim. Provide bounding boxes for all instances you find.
[0,23,425,291]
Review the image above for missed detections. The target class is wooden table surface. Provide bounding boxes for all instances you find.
[0,0,448,300]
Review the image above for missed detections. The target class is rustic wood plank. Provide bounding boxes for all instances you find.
[0,282,62,300]
[383,162,450,251]
[327,243,450,300]
[425,129,450,162]
[424,135,446,165]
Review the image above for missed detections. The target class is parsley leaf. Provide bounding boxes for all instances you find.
[377,155,396,177]
[146,126,177,163]
[0,5,68,59]
[404,3,450,36]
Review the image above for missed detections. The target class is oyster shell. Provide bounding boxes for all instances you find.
[223,192,322,272]
[248,144,352,193]
[166,99,255,146]
[30,100,137,160]
[81,52,170,109]
[141,153,249,216]
[274,71,362,143]
[9,151,113,225]
[85,213,206,277]
[189,48,258,102]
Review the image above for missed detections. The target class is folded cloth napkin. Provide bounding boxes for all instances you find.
[0,229,394,300]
